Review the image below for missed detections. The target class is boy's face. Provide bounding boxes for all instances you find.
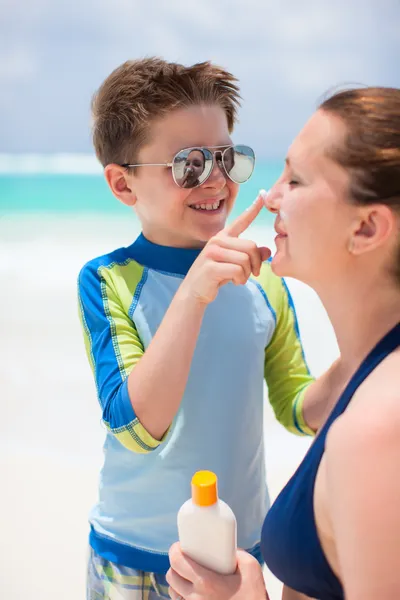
[113,105,240,248]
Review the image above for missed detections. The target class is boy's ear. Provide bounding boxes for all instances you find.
[104,164,137,206]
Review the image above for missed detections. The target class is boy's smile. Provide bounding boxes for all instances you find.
[188,197,225,213]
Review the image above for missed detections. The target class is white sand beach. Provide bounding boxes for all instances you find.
[1,213,339,600]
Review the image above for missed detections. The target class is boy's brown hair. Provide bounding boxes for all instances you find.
[91,57,241,168]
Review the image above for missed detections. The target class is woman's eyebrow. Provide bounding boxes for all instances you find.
[285,156,295,168]
[285,156,301,171]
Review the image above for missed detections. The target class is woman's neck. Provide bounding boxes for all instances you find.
[315,272,400,371]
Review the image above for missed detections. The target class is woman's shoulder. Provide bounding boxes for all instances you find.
[353,345,400,416]
[326,347,400,459]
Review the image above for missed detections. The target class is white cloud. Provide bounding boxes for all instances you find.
[0,44,38,82]
[0,0,399,155]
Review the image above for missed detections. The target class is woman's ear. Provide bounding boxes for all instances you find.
[348,204,396,255]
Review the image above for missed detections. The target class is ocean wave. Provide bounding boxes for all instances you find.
[0,153,102,174]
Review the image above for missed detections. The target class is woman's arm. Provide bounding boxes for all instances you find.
[324,390,400,599]
[282,585,315,600]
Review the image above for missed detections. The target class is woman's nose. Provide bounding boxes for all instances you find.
[262,185,281,214]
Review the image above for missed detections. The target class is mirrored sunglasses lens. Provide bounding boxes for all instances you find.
[173,149,212,188]
[224,145,255,183]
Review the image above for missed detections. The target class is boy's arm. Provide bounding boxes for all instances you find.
[260,264,343,434]
[78,196,268,450]
[78,261,206,451]
[259,264,315,436]
[300,357,342,432]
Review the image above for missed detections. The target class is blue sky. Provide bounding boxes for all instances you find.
[1,0,399,158]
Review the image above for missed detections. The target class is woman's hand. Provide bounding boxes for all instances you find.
[167,542,269,600]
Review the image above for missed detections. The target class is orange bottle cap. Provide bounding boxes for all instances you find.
[191,471,218,507]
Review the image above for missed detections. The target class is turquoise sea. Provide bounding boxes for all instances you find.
[0,155,282,223]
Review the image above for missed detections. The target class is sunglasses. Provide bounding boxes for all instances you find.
[121,144,255,189]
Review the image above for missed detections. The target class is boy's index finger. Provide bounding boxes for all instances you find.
[224,193,265,238]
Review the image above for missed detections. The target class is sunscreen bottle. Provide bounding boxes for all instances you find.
[177,470,237,574]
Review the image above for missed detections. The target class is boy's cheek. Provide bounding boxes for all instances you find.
[226,185,240,210]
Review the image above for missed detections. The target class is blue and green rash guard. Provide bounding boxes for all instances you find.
[77,233,314,573]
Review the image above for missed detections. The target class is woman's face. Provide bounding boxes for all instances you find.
[267,110,358,287]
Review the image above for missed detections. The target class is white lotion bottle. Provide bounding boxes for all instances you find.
[177,470,237,574]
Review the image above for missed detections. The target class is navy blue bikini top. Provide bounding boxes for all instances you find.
[261,323,400,600]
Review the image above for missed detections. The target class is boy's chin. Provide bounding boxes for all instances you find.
[194,222,228,242]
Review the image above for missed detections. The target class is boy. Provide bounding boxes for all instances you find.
[78,58,315,599]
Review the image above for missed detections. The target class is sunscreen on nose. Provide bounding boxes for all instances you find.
[259,188,269,206]
[177,471,237,574]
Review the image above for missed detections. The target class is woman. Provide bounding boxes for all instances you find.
[166,86,400,600]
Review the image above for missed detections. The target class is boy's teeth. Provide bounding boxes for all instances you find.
[192,200,221,211]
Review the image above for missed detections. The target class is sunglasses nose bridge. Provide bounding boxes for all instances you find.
[213,149,228,176]
[205,150,226,183]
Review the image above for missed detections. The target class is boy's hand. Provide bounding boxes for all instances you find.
[181,193,271,305]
